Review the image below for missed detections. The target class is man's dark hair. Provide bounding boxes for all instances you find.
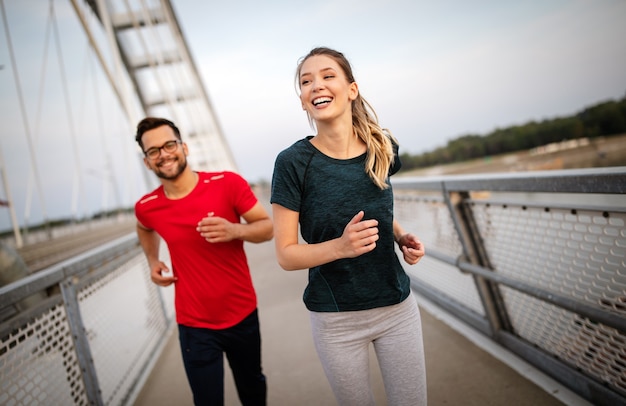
[135,117,182,150]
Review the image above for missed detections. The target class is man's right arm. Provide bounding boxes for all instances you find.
[136,222,177,286]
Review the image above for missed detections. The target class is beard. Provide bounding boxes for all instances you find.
[154,155,188,180]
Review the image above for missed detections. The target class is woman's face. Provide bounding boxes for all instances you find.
[298,54,358,125]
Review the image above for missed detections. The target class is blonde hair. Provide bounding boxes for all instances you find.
[295,47,397,189]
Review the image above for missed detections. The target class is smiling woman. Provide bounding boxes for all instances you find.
[271,47,428,405]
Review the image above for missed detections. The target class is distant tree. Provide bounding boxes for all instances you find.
[579,100,626,137]
[398,95,626,172]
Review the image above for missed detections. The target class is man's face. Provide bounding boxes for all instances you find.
[141,125,188,180]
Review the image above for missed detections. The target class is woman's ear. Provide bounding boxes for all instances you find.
[349,81,359,101]
[300,93,307,110]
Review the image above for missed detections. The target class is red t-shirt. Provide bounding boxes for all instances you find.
[135,171,258,329]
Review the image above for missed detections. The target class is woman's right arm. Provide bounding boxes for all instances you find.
[272,204,380,271]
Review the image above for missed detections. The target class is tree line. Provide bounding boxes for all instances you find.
[398,94,626,171]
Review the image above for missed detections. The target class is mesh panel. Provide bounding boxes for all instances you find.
[470,201,626,306]
[405,256,485,316]
[0,305,89,406]
[0,247,173,405]
[503,287,626,394]
[78,254,168,405]
[395,193,485,316]
[395,193,463,258]
[469,198,626,395]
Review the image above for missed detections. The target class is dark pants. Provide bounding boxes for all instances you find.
[178,309,267,406]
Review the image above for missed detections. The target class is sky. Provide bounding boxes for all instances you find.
[0,0,625,232]
[173,0,626,179]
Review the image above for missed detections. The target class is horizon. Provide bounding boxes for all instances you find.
[1,0,625,232]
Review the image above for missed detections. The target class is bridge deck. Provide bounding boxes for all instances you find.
[132,241,588,406]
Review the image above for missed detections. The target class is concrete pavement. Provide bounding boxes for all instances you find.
[133,241,588,406]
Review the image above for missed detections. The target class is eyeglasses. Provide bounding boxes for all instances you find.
[144,140,181,159]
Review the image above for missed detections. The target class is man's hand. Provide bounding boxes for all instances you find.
[197,212,239,243]
[150,261,177,286]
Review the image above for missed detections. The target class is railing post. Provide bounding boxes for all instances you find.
[60,277,104,406]
[442,185,513,336]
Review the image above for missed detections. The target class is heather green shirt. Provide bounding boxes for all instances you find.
[270,136,410,312]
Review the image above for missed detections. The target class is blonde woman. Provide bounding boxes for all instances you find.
[271,47,427,405]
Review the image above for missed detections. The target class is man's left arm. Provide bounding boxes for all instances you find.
[197,202,273,243]
[237,202,274,243]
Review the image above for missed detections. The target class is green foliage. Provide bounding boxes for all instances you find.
[399,95,626,171]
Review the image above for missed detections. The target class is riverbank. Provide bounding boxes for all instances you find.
[399,133,626,177]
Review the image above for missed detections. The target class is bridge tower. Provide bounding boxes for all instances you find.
[77,0,237,174]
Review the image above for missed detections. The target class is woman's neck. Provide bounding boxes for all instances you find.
[312,121,366,159]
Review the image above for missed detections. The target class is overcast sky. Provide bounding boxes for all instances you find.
[173,0,626,180]
[1,0,625,232]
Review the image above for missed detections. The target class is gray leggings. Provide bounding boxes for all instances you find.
[310,294,427,406]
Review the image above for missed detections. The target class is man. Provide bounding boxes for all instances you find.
[133,117,272,405]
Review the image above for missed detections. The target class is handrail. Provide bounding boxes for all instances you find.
[393,166,626,194]
[0,233,139,305]
[392,166,626,405]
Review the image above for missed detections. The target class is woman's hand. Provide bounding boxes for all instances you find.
[336,211,379,258]
[397,233,425,265]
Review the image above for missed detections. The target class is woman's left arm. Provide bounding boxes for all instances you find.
[393,220,425,265]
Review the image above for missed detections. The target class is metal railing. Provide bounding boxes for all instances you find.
[0,166,624,405]
[0,234,174,406]
[393,166,626,405]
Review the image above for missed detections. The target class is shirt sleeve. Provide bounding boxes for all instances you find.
[227,172,258,216]
[270,145,305,212]
[389,137,402,176]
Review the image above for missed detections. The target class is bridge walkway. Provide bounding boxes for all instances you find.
[133,241,588,406]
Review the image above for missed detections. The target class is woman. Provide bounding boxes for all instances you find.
[270,47,427,405]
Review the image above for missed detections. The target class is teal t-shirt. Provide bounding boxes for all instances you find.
[270,136,410,312]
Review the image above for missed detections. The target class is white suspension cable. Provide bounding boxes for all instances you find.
[94,0,153,192]
[25,4,54,234]
[78,46,105,217]
[50,0,87,221]
[70,0,141,127]
[0,0,49,236]
[0,143,22,248]
[88,44,122,211]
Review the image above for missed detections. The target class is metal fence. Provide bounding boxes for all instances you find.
[0,167,624,405]
[393,166,626,405]
[0,234,174,406]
